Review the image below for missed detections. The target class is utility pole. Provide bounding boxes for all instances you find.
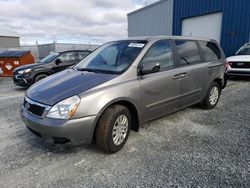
[36,40,40,61]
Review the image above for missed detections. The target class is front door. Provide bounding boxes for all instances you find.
[52,51,76,73]
[139,40,181,122]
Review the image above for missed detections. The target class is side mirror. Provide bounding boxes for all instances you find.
[55,58,62,65]
[139,62,160,75]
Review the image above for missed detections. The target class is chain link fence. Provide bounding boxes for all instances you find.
[0,42,99,62]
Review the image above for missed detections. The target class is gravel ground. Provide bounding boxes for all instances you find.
[0,77,249,187]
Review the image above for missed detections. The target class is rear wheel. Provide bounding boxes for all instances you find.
[34,74,48,83]
[201,82,221,109]
[222,74,227,89]
[95,105,131,153]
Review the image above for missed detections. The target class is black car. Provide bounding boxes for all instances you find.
[13,50,91,87]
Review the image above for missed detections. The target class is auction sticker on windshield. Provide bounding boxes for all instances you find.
[128,43,145,48]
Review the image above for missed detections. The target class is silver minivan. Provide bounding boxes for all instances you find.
[21,36,226,153]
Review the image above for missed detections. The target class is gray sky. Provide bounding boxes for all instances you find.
[0,0,158,45]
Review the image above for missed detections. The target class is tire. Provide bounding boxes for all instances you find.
[95,105,131,153]
[201,82,221,109]
[34,74,48,83]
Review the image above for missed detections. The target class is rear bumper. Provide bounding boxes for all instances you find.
[226,68,250,77]
[20,105,99,145]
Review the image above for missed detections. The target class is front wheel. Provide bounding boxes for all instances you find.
[95,105,131,153]
[201,82,221,109]
[34,74,48,83]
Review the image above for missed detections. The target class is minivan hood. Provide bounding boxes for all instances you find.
[227,55,250,62]
[26,69,118,105]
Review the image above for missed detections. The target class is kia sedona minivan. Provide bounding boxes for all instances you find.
[21,36,226,153]
[13,50,91,87]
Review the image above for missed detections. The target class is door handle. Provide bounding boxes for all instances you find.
[181,72,189,78]
[173,73,189,80]
[173,74,181,80]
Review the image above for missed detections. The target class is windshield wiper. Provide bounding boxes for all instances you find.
[75,68,103,73]
[75,68,119,75]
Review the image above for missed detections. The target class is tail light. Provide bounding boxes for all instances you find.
[224,60,229,69]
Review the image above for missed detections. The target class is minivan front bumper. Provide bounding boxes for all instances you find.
[20,105,99,145]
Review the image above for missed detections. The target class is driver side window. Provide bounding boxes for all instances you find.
[141,40,174,71]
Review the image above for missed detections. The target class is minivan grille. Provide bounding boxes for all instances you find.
[23,97,49,117]
[229,62,250,69]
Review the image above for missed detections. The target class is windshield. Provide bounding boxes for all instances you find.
[74,40,147,74]
[236,45,250,55]
[39,52,59,63]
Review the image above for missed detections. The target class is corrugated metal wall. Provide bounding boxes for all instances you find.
[127,0,174,37]
[173,0,250,57]
[0,36,20,48]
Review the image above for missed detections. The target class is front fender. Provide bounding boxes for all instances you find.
[73,79,142,120]
[97,97,140,116]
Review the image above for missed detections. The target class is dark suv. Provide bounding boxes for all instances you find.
[13,50,91,87]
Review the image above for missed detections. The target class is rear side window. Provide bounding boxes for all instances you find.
[78,51,90,60]
[141,40,174,71]
[175,40,201,65]
[199,41,221,61]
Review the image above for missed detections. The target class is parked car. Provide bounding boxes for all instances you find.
[13,50,91,87]
[226,43,250,77]
[21,36,226,153]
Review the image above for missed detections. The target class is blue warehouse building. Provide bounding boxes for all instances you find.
[128,0,250,57]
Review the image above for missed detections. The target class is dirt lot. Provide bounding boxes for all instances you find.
[0,77,249,187]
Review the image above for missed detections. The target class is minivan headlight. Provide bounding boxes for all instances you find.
[18,68,31,74]
[46,95,81,120]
